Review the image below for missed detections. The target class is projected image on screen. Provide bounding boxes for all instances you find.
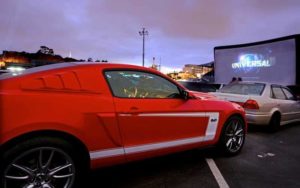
[232,53,274,73]
[215,39,296,85]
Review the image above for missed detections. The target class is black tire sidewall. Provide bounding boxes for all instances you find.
[1,136,88,188]
[269,114,281,132]
[219,116,246,156]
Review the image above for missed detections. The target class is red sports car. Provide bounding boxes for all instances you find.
[0,62,246,188]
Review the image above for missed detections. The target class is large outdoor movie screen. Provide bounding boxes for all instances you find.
[214,39,296,85]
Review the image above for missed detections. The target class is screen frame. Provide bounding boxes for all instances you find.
[214,34,300,85]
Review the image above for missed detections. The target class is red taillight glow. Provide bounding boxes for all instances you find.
[243,99,259,109]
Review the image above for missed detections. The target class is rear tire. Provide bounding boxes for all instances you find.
[269,113,281,132]
[1,136,88,188]
[219,116,246,156]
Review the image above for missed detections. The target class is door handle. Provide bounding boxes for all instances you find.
[130,106,139,111]
[119,107,139,115]
[122,106,139,116]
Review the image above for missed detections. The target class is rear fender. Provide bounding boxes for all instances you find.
[1,122,87,149]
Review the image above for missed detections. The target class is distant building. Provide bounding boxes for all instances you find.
[0,56,5,68]
[183,62,214,78]
[0,49,81,69]
[167,71,197,80]
[167,62,215,81]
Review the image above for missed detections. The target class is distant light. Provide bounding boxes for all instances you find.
[7,66,26,72]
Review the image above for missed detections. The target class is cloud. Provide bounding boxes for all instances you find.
[1,0,300,68]
[0,1,85,56]
[86,0,234,39]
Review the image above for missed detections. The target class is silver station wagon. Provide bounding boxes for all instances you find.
[213,82,300,131]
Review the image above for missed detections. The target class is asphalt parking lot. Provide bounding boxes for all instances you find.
[88,123,300,188]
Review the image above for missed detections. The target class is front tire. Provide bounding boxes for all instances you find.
[219,116,246,156]
[1,136,88,188]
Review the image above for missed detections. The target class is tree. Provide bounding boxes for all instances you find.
[37,46,54,55]
[48,49,54,55]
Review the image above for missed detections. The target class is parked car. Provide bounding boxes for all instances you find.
[287,85,300,98]
[213,81,300,131]
[0,70,9,75]
[178,81,223,93]
[0,62,246,188]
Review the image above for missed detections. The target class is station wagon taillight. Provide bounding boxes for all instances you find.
[243,99,259,110]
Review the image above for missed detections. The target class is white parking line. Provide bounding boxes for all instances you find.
[206,158,230,188]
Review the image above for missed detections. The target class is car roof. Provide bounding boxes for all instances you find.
[229,81,272,86]
[226,81,296,90]
[234,81,268,84]
[0,62,156,80]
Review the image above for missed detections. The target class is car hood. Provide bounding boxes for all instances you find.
[190,91,217,100]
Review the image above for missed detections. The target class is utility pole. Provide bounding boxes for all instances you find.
[139,28,148,67]
[159,57,162,71]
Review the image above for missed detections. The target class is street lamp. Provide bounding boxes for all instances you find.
[139,28,148,67]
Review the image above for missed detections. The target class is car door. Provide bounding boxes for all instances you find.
[271,85,295,122]
[104,70,214,159]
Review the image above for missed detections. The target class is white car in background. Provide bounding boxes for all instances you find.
[213,82,300,131]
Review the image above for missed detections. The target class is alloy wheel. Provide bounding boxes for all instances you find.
[224,118,245,153]
[4,147,75,188]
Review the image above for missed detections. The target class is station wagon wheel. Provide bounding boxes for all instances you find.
[219,116,245,155]
[1,137,87,188]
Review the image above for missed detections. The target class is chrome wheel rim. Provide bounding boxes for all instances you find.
[224,119,244,153]
[4,147,75,188]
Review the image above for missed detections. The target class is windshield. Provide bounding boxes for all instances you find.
[219,83,265,96]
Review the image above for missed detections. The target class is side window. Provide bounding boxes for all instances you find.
[272,87,286,100]
[104,70,181,98]
[282,88,295,100]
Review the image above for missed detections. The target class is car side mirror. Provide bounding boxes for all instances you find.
[181,90,189,100]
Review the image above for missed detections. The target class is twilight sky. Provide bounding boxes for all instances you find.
[1,0,300,73]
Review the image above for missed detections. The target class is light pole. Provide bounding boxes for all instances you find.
[139,28,148,67]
